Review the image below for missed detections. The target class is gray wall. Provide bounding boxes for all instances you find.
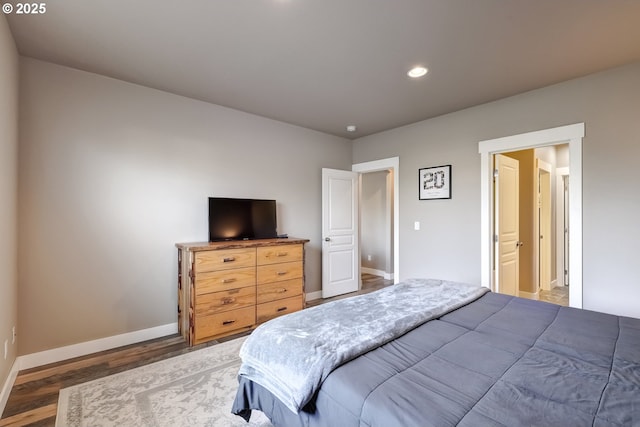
[353,61,640,318]
[11,54,640,358]
[18,58,352,355]
[0,16,19,390]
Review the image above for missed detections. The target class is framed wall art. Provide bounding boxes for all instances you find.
[419,165,451,200]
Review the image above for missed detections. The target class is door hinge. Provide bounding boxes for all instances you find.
[494,234,498,243]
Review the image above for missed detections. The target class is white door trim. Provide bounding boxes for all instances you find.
[352,157,400,284]
[479,123,584,308]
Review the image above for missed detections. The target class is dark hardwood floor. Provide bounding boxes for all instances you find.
[306,273,394,307]
[0,274,393,427]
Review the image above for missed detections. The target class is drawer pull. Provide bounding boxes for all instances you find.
[276,252,288,257]
[222,320,236,326]
[227,289,240,294]
[277,271,287,276]
[221,297,235,305]
[276,288,287,293]
[277,307,288,312]
[221,278,236,284]
[222,257,236,263]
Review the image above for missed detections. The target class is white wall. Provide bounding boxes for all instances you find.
[353,61,640,318]
[0,15,19,394]
[18,58,352,355]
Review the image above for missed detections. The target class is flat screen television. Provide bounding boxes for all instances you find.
[208,197,278,241]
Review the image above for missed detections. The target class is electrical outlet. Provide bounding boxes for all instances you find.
[367,254,372,261]
[12,326,16,344]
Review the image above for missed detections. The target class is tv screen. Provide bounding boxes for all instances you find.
[208,197,277,241]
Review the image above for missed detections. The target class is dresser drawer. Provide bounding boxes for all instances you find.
[257,244,303,265]
[196,286,256,315]
[195,267,255,295]
[194,248,255,273]
[257,295,303,324]
[257,261,303,284]
[257,278,303,304]
[194,306,255,343]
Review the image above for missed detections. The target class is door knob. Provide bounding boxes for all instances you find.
[516,241,524,247]
[324,237,331,242]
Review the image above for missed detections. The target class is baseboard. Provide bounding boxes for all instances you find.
[306,269,394,302]
[306,291,322,301]
[519,290,540,301]
[0,359,20,417]
[361,267,393,280]
[17,322,178,371]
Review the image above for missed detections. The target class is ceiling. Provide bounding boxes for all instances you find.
[6,0,640,139]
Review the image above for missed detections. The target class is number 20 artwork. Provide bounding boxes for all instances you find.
[419,165,451,200]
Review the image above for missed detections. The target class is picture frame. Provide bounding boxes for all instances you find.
[419,165,451,200]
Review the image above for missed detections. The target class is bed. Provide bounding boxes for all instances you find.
[232,279,640,426]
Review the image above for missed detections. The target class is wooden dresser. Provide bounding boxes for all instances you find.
[176,238,309,345]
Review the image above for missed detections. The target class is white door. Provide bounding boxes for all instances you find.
[322,168,359,298]
[495,154,520,296]
[538,164,552,290]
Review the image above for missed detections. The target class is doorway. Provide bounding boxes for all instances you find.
[479,123,584,309]
[351,157,400,283]
[320,157,399,300]
[360,170,394,285]
[353,157,400,287]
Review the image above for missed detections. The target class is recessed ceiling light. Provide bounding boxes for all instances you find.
[346,125,357,132]
[407,66,428,78]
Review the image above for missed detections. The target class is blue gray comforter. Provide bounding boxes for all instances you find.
[233,290,640,426]
[237,279,488,413]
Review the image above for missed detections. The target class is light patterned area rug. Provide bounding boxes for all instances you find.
[56,337,272,427]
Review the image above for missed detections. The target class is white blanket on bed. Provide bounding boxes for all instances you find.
[237,278,489,413]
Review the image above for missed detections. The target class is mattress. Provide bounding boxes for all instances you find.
[232,292,640,427]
